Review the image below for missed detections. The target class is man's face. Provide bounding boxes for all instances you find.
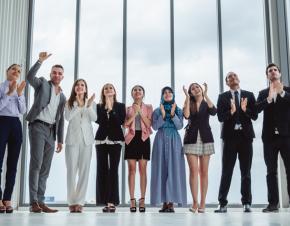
[267,66,281,82]
[50,67,64,85]
[226,72,240,89]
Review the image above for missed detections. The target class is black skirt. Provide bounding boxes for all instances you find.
[125,131,150,160]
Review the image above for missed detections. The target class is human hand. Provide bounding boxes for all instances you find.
[87,93,95,107]
[38,52,52,63]
[56,143,63,153]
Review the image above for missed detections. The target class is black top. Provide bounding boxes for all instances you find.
[217,90,258,141]
[95,102,126,141]
[184,100,217,144]
[256,86,290,141]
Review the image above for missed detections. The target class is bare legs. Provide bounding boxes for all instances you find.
[187,154,210,211]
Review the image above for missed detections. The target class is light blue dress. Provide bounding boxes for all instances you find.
[150,107,187,206]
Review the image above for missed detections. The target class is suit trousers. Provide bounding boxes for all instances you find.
[218,131,253,206]
[96,144,121,205]
[0,116,22,200]
[28,121,55,204]
[65,140,92,205]
[263,136,290,206]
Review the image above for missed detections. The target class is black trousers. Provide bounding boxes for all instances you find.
[96,144,121,205]
[218,132,253,206]
[263,136,290,206]
[0,116,22,200]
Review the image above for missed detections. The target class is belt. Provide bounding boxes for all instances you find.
[33,120,55,129]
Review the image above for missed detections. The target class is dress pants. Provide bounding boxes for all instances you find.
[28,122,55,204]
[0,116,22,200]
[96,144,121,205]
[66,139,92,205]
[218,131,253,206]
[263,136,290,206]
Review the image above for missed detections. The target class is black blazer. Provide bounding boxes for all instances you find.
[256,86,290,141]
[217,90,258,141]
[95,102,126,141]
[184,100,217,144]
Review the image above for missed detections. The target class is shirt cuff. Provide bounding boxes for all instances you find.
[280,90,286,97]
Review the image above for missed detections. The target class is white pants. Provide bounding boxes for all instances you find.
[65,141,92,205]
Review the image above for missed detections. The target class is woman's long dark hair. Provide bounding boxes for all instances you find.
[67,79,88,109]
[188,83,204,114]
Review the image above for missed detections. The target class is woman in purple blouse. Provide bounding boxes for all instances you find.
[0,64,26,213]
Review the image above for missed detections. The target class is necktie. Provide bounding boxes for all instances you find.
[234,91,240,124]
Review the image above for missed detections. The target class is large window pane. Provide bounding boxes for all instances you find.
[24,0,76,203]
[125,0,171,204]
[174,0,219,205]
[221,0,267,204]
[79,0,123,204]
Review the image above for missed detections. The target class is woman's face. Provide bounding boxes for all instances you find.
[103,84,116,97]
[190,84,202,97]
[74,80,87,95]
[132,86,144,100]
[163,89,173,102]
[7,65,21,81]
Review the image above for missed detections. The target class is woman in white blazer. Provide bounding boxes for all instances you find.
[65,79,97,213]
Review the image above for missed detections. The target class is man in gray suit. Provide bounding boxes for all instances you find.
[26,52,66,213]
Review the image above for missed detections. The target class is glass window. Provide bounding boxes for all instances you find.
[174,0,219,204]
[24,0,76,203]
[221,0,267,204]
[125,0,171,204]
[78,0,123,204]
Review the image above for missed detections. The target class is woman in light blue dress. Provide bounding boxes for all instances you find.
[150,86,187,212]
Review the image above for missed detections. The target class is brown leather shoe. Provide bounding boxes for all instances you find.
[30,201,42,213]
[38,203,58,213]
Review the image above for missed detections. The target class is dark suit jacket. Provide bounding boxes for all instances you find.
[95,102,126,141]
[26,61,66,143]
[217,90,258,141]
[184,100,217,144]
[256,86,290,141]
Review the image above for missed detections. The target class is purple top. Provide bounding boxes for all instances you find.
[0,80,26,117]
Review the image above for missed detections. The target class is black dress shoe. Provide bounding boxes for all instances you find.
[262,205,278,213]
[214,205,227,213]
[243,204,251,213]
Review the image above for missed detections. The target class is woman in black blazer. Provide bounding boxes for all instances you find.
[183,83,216,213]
[95,83,125,212]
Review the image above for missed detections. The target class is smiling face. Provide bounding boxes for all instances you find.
[6,64,21,81]
[163,89,173,102]
[189,83,203,97]
[103,83,116,97]
[226,72,240,90]
[131,86,144,101]
[74,80,87,96]
[266,65,281,82]
[50,66,64,85]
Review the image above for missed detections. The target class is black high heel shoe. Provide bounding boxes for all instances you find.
[139,198,146,213]
[130,198,137,212]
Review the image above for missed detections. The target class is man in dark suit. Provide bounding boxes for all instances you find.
[256,63,290,212]
[215,72,258,213]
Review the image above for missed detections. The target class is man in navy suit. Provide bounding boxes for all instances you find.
[215,72,258,213]
[256,63,290,212]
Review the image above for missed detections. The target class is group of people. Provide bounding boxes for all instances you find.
[0,52,290,214]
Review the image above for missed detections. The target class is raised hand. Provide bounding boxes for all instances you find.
[76,95,82,106]
[133,103,141,115]
[275,81,284,94]
[241,97,248,112]
[171,102,177,117]
[87,93,95,107]
[267,82,275,102]
[160,104,166,119]
[230,98,236,115]
[106,97,113,111]
[38,52,52,63]
[17,81,26,96]
[183,85,189,97]
[7,80,17,95]
[203,82,208,97]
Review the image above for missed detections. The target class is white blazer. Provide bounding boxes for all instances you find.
[65,101,97,146]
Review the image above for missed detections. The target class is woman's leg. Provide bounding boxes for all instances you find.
[138,159,147,209]
[199,155,210,210]
[127,159,137,208]
[186,154,199,209]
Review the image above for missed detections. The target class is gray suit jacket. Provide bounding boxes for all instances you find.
[26,61,66,143]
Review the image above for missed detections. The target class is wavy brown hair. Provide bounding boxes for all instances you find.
[188,82,204,114]
[99,83,117,106]
[67,79,88,109]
